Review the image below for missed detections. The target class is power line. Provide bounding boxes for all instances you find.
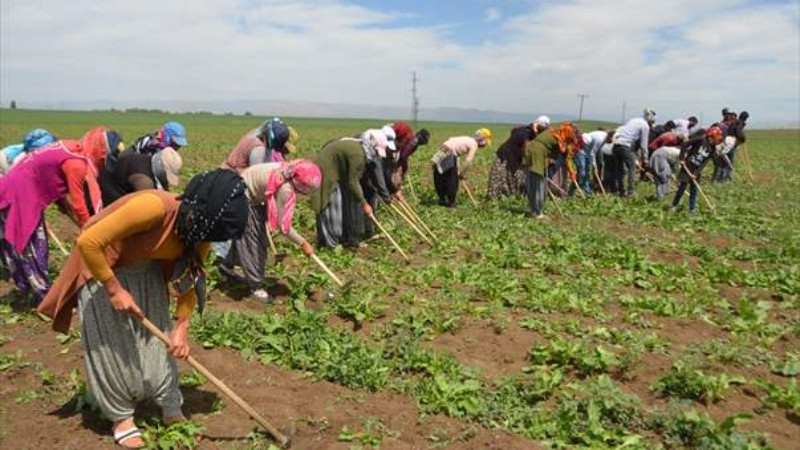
[576,93,589,121]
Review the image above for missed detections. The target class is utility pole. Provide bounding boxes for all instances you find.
[621,100,626,123]
[411,71,420,126]
[576,93,589,121]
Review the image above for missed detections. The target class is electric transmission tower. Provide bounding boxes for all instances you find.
[621,100,626,123]
[411,71,420,125]
[577,93,589,121]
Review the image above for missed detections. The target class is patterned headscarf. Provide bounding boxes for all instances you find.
[552,122,578,154]
[258,118,291,151]
[173,169,249,313]
[361,130,388,161]
[552,122,580,180]
[264,159,321,234]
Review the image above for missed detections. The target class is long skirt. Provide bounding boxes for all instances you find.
[526,172,546,216]
[316,183,361,248]
[0,211,50,303]
[78,262,182,422]
[487,158,525,199]
[548,156,567,196]
[221,203,266,287]
[433,165,459,207]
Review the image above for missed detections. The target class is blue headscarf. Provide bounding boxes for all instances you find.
[2,144,25,164]
[161,122,188,148]
[22,129,57,151]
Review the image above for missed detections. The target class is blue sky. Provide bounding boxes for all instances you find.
[1,0,798,126]
[345,0,536,45]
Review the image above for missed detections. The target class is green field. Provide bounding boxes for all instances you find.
[1,109,799,449]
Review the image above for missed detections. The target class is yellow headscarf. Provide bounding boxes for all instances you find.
[474,128,493,147]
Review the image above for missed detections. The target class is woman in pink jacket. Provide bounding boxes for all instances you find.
[0,139,104,303]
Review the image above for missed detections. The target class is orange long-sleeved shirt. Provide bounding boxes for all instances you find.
[61,159,94,225]
[76,193,209,320]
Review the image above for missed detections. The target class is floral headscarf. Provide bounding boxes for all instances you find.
[552,122,580,180]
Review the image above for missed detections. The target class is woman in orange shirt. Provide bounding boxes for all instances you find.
[39,169,249,449]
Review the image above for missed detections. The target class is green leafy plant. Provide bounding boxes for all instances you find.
[14,389,43,404]
[56,329,81,345]
[649,410,765,449]
[770,352,800,376]
[179,369,207,388]
[0,350,24,372]
[756,378,800,412]
[334,287,388,325]
[39,368,57,386]
[540,376,646,448]
[337,417,397,448]
[652,363,745,403]
[58,368,99,413]
[139,419,206,450]
[529,337,619,376]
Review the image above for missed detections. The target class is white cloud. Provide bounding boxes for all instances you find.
[485,8,502,22]
[1,0,797,124]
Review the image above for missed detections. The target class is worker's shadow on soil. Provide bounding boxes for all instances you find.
[49,386,220,428]
[48,400,108,435]
[499,204,530,215]
[0,290,38,313]
[215,276,290,302]
[212,255,290,302]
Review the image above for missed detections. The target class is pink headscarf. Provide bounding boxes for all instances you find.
[264,159,321,233]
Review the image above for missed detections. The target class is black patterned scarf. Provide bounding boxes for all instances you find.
[173,169,249,313]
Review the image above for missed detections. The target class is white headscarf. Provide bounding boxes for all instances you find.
[360,129,388,161]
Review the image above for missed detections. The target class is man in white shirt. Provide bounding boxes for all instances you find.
[612,109,655,197]
[576,130,611,194]
[674,117,698,136]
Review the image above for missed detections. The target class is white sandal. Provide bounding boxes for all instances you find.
[114,427,143,449]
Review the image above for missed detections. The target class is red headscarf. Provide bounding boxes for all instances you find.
[264,159,321,233]
[391,122,415,150]
[80,127,110,172]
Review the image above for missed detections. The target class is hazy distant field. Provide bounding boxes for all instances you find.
[1,109,798,449]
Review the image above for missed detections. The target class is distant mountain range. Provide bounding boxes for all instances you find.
[13,99,571,125]
[8,99,796,129]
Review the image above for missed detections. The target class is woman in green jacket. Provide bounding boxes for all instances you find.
[523,123,578,218]
[313,138,375,248]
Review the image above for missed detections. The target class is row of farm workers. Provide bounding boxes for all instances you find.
[0,109,749,447]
